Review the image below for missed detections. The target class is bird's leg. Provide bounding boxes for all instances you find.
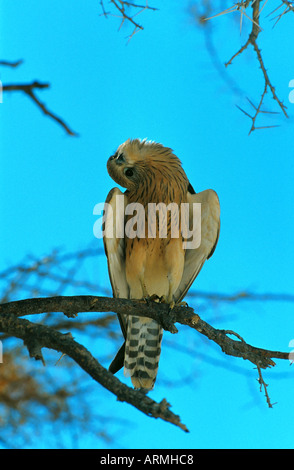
[168,300,175,310]
[139,278,149,300]
[154,294,178,333]
[139,280,161,304]
[138,275,165,304]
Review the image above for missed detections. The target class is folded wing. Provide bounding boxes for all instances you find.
[174,189,220,303]
[103,187,129,373]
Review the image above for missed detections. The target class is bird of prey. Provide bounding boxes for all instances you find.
[103,138,220,390]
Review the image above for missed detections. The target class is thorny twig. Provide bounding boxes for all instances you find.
[204,0,290,133]
[100,0,158,39]
[256,365,277,408]
[269,0,294,26]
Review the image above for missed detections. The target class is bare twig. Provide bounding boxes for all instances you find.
[256,365,276,408]
[0,59,23,68]
[100,0,158,39]
[189,289,294,303]
[3,81,78,136]
[3,248,294,305]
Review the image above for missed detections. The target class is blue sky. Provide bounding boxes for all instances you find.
[1,0,294,449]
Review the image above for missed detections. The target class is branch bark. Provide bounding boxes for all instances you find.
[0,295,289,368]
[0,310,188,432]
[0,295,290,419]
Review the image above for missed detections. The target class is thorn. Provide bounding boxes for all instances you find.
[55,353,67,365]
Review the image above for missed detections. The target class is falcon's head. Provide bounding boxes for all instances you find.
[107,138,186,191]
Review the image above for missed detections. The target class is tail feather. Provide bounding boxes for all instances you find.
[124,315,163,390]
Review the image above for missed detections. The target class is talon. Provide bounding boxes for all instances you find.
[144,294,161,305]
[148,294,161,302]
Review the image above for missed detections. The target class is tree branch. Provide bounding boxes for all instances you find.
[0,59,23,68]
[0,295,290,412]
[0,311,188,432]
[2,81,78,136]
[0,295,289,368]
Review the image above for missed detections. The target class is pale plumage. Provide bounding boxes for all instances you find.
[103,138,220,390]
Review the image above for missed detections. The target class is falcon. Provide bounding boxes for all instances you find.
[103,138,220,390]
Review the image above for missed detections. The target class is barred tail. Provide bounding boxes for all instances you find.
[124,315,163,390]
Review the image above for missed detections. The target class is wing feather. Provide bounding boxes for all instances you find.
[103,187,129,373]
[174,189,220,303]
[103,187,129,302]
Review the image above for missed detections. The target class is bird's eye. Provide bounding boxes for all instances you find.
[124,168,134,178]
